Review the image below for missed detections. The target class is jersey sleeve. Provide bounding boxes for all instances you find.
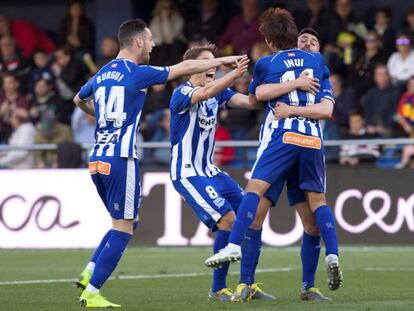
[248,58,266,95]
[132,65,170,89]
[78,77,94,100]
[320,66,334,104]
[170,84,200,113]
[217,87,236,109]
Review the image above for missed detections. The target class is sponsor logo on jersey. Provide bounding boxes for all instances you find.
[282,132,321,149]
[198,115,216,130]
[89,161,111,175]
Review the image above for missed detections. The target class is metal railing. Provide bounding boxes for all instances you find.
[0,138,413,151]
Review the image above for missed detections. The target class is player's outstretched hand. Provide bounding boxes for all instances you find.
[233,56,250,77]
[220,55,248,67]
[297,71,320,95]
[274,102,292,120]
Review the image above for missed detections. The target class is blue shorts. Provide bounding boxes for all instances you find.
[252,129,325,194]
[89,155,141,220]
[172,172,244,231]
[263,163,306,207]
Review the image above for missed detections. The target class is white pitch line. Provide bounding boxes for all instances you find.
[0,267,293,286]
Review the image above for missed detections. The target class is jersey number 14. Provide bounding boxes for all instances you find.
[95,86,127,128]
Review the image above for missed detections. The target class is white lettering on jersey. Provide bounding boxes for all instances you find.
[283,58,304,68]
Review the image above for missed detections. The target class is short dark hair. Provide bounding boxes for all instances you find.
[376,7,392,19]
[118,19,148,49]
[2,72,18,83]
[298,28,320,43]
[183,43,217,61]
[259,8,297,50]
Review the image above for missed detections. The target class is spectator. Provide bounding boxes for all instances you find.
[149,0,186,65]
[325,0,366,74]
[249,41,271,73]
[28,50,54,96]
[387,33,414,86]
[185,0,227,44]
[340,111,380,166]
[361,64,400,137]
[330,73,358,134]
[348,31,388,99]
[0,35,30,82]
[294,0,329,47]
[97,36,119,68]
[52,46,85,101]
[34,110,72,168]
[151,109,171,165]
[214,121,235,166]
[0,108,35,169]
[402,7,414,44]
[219,73,257,139]
[326,0,365,46]
[395,76,414,168]
[373,7,396,57]
[217,0,262,55]
[29,78,67,125]
[144,84,171,115]
[0,73,30,142]
[60,0,94,53]
[0,15,54,58]
[71,106,95,145]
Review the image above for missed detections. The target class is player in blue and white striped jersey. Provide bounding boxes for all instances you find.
[205,8,343,294]
[170,44,275,302]
[73,19,246,308]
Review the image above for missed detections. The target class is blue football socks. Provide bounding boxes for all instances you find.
[314,205,339,256]
[89,221,138,264]
[229,193,260,246]
[212,230,230,292]
[89,230,131,290]
[240,228,262,285]
[301,231,321,290]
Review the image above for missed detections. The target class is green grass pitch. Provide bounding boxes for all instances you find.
[0,246,413,310]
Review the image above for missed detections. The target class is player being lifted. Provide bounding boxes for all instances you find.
[169,44,275,302]
[73,19,245,308]
[238,28,338,302]
[205,8,343,293]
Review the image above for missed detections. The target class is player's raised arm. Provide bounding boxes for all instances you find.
[256,71,320,101]
[167,55,246,81]
[274,98,333,120]
[190,56,250,104]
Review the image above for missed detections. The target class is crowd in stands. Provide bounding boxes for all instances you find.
[0,0,414,169]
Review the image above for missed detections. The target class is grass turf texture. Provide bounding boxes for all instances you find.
[0,246,413,310]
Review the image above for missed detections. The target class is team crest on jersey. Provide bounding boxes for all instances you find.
[180,86,193,95]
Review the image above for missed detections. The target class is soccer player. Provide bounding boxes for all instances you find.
[170,43,275,302]
[73,19,244,308]
[205,8,343,294]
[240,28,335,302]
